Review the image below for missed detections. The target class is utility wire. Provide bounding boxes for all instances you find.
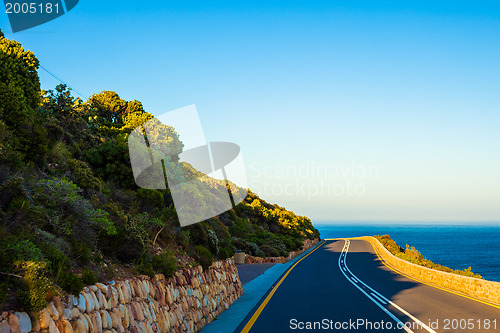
[39,65,88,100]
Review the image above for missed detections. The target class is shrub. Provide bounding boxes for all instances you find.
[132,255,154,279]
[217,239,235,260]
[136,189,164,211]
[67,159,102,190]
[207,229,219,255]
[38,243,84,294]
[104,224,145,262]
[33,178,116,239]
[196,245,213,270]
[8,240,44,262]
[0,176,30,213]
[59,273,84,296]
[81,267,98,285]
[47,141,70,165]
[376,235,404,254]
[152,252,177,278]
[260,245,280,257]
[36,229,71,254]
[15,261,54,311]
[187,223,209,249]
[231,237,251,254]
[246,241,260,256]
[374,235,482,279]
[84,136,135,189]
[271,241,288,257]
[0,282,8,305]
[71,242,92,265]
[178,230,190,248]
[229,218,249,238]
[279,234,303,252]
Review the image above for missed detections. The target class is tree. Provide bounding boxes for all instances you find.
[40,84,75,119]
[120,100,154,132]
[0,29,40,128]
[87,91,128,127]
[0,29,47,163]
[84,133,136,189]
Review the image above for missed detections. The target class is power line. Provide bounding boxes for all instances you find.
[39,65,88,100]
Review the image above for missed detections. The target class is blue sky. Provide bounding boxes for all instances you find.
[1,1,500,222]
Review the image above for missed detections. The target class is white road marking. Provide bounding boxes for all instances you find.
[371,292,388,305]
[337,241,414,333]
[339,239,437,333]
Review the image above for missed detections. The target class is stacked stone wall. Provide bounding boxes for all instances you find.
[0,259,242,333]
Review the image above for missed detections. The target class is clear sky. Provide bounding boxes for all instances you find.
[2,1,499,223]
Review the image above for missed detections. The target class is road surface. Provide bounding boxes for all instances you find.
[236,239,500,333]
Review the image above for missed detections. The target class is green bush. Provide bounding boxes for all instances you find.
[59,273,84,296]
[81,267,98,285]
[246,241,260,256]
[132,256,154,279]
[136,189,164,211]
[37,243,84,294]
[84,135,135,189]
[67,159,102,190]
[196,245,213,270]
[217,239,235,260]
[71,242,92,265]
[260,245,280,257]
[231,237,248,252]
[0,176,30,214]
[376,235,404,254]
[152,252,177,278]
[272,241,288,257]
[15,261,53,312]
[229,218,249,238]
[8,239,44,262]
[0,282,8,305]
[207,229,219,255]
[33,178,116,239]
[177,230,190,248]
[278,234,303,252]
[188,223,209,249]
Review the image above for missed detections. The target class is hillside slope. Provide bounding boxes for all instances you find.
[0,30,319,312]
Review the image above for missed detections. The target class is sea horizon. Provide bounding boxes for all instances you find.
[315,223,500,283]
[314,220,500,225]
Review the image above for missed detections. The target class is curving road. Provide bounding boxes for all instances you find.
[236,239,500,333]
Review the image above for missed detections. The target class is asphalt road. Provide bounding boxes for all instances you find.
[236,239,500,333]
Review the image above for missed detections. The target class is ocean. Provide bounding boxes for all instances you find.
[315,223,500,283]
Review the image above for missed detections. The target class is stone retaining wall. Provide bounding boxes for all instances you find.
[245,238,319,264]
[362,236,500,305]
[0,259,243,333]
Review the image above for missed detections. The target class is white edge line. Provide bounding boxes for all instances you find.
[388,300,437,333]
[342,240,437,333]
[338,240,414,333]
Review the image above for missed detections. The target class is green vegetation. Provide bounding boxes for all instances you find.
[374,235,482,279]
[0,31,319,312]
